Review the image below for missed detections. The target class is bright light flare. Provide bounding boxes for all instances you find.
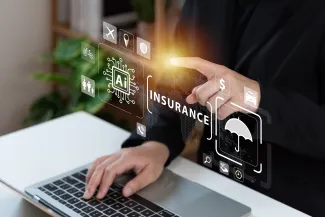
[169,57,178,66]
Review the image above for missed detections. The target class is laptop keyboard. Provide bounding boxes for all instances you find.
[38,169,179,217]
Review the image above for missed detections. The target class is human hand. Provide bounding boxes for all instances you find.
[170,57,261,119]
[84,141,169,200]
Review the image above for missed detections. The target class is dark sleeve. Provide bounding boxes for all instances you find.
[259,33,325,160]
[122,0,196,165]
[121,103,187,165]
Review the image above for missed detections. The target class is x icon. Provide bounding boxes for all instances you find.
[106,26,115,39]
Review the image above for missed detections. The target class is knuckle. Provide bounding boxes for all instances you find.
[121,148,132,156]
[104,166,112,174]
[220,65,229,73]
[94,158,102,165]
[223,71,233,80]
[88,180,95,189]
[195,88,201,99]
[193,57,201,62]
[95,165,104,173]
[193,57,201,68]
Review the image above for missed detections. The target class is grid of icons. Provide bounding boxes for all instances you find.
[103,22,151,60]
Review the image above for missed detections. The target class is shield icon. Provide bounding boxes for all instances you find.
[140,43,148,54]
[225,118,252,152]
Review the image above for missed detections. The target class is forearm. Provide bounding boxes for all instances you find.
[259,84,325,159]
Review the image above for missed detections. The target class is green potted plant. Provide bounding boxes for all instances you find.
[23,38,112,126]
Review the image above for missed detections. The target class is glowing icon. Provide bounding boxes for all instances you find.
[225,118,252,152]
[203,153,212,168]
[220,78,226,91]
[244,87,258,108]
[119,30,134,52]
[137,37,151,59]
[123,34,129,47]
[234,168,244,182]
[136,123,146,137]
[106,27,115,39]
[204,156,211,164]
[103,22,117,44]
[103,57,139,104]
[140,43,148,54]
[81,43,95,63]
[219,161,229,175]
[83,48,94,60]
[112,66,130,95]
[81,75,95,98]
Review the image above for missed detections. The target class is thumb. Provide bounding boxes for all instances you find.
[123,170,156,197]
[186,85,201,104]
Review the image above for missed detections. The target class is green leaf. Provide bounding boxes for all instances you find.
[70,61,94,91]
[23,92,68,126]
[54,38,86,64]
[92,72,109,91]
[75,90,112,114]
[33,73,69,85]
[25,38,115,126]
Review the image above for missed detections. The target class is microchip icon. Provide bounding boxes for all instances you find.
[103,57,139,104]
[112,66,130,95]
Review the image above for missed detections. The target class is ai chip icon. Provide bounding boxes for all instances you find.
[112,66,130,95]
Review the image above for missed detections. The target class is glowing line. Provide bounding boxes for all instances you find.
[206,102,213,141]
[253,163,263,174]
[147,75,153,114]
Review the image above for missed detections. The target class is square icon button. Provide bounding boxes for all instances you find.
[81,43,95,64]
[219,161,229,175]
[81,75,95,98]
[233,167,244,183]
[119,30,134,52]
[103,22,117,44]
[137,37,151,59]
[244,86,258,108]
[136,123,146,138]
[203,153,213,168]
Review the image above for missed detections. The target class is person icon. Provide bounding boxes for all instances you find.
[82,79,87,90]
[87,81,91,93]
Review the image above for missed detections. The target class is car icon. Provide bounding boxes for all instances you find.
[245,91,257,106]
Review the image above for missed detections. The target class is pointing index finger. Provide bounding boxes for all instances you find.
[170,57,225,79]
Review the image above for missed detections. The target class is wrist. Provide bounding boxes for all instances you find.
[142,141,170,165]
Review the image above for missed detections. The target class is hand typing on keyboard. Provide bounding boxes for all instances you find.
[83,142,170,200]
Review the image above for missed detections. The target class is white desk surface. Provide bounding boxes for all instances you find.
[0,112,308,217]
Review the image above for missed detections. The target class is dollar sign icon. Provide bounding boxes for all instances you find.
[220,78,226,91]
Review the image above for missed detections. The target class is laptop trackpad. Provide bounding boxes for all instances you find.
[135,170,251,217]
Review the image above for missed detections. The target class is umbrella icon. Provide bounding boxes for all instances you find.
[225,118,252,152]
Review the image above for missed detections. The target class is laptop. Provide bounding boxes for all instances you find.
[23,164,251,217]
[0,113,251,217]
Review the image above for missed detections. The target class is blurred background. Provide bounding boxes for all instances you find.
[0,0,199,159]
